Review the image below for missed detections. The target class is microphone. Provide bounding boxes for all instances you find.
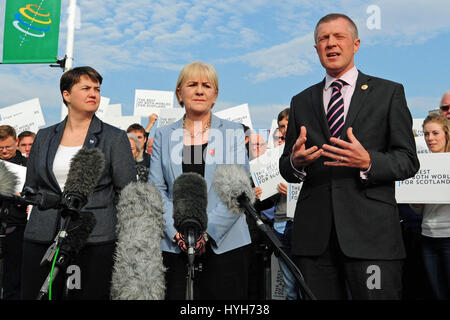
[212,164,317,300]
[60,147,105,218]
[111,181,165,300]
[0,161,19,195]
[172,172,208,264]
[37,147,104,300]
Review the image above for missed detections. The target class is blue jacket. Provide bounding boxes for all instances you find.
[149,114,251,254]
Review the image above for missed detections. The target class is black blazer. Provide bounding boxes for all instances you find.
[24,115,137,244]
[279,71,420,260]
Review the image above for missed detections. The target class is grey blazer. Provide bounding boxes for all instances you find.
[24,115,137,244]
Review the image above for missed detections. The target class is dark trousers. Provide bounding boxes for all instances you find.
[421,235,450,300]
[163,244,249,300]
[21,241,116,300]
[2,226,25,300]
[293,226,404,300]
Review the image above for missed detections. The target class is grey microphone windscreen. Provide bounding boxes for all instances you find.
[213,165,255,214]
[111,181,166,300]
[0,161,19,195]
[63,148,105,198]
[172,172,208,233]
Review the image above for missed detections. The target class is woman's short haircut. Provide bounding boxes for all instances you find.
[422,113,450,152]
[60,66,103,106]
[175,61,218,107]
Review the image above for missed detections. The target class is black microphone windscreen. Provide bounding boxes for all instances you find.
[0,161,19,195]
[61,211,96,256]
[172,172,208,233]
[111,181,165,300]
[63,148,105,199]
[213,165,255,214]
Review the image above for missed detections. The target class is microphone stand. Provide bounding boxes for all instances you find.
[36,192,86,300]
[238,195,317,300]
[185,232,196,300]
[36,212,73,300]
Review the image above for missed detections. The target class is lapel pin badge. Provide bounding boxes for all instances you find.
[361,84,368,90]
[208,149,215,156]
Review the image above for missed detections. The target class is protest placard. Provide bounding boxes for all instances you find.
[0,98,45,128]
[267,119,278,149]
[133,90,174,117]
[286,183,303,218]
[250,146,286,201]
[102,116,142,131]
[60,96,110,120]
[396,153,450,203]
[214,103,253,129]
[105,104,122,117]
[157,108,185,128]
[0,112,40,134]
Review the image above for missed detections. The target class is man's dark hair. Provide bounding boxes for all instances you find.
[60,66,103,106]
[18,130,36,142]
[126,123,146,134]
[277,108,290,123]
[0,125,16,140]
[314,13,358,43]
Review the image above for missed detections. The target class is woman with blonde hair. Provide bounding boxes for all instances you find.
[411,113,450,299]
[149,61,251,299]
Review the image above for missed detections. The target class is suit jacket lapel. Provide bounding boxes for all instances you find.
[203,115,221,192]
[311,79,330,140]
[169,118,184,181]
[341,71,371,141]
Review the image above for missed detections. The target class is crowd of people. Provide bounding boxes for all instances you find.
[0,13,448,301]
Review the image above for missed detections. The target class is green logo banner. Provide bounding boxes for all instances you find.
[2,0,61,64]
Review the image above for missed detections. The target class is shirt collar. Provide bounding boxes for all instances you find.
[325,66,358,91]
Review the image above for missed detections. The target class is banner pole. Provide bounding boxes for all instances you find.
[64,0,77,72]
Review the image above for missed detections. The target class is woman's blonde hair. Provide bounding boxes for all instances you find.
[175,61,219,107]
[422,113,450,152]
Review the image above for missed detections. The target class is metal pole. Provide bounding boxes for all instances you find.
[64,0,77,72]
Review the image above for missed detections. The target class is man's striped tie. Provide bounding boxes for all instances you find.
[327,79,347,138]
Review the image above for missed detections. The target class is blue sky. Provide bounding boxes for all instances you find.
[0,0,449,131]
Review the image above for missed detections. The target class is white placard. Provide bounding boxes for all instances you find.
[105,104,122,117]
[0,112,40,134]
[102,116,142,131]
[286,183,303,218]
[214,103,253,129]
[0,160,27,192]
[157,108,185,128]
[271,253,287,300]
[60,96,110,120]
[250,146,286,201]
[413,118,425,137]
[0,98,45,128]
[133,90,174,117]
[415,136,431,154]
[267,119,278,149]
[94,97,111,120]
[396,153,450,203]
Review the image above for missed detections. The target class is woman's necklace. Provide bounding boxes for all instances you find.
[182,115,211,138]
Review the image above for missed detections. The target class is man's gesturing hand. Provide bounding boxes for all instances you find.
[322,127,371,170]
[290,126,323,168]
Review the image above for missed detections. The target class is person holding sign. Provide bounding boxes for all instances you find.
[0,125,27,300]
[21,66,136,300]
[149,62,250,299]
[279,13,419,299]
[411,114,450,299]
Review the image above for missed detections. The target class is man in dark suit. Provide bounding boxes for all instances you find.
[279,13,419,299]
